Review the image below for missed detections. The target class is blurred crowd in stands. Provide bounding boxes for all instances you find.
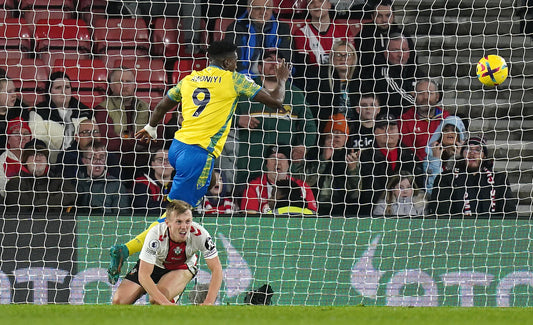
[0,0,518,217]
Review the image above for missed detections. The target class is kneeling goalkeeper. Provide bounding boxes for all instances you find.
[112,200,221,305]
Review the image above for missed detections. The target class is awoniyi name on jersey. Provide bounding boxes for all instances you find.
[191,75,223,83]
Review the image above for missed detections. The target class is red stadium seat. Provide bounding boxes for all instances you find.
[0,50,30,61]
[77,0,107,25]
[92,17,150,55]
[112,57,168,109]
[0,58,49,90]
[53,59,108,108]
[0,2,15,43]
[22,9,76,34]
[176,19,208,56]
[76,91,106,109]
[19,0,74,10]
[111,58,167,91]
[136,90,166,109]
[172,59,192,85]
[39,51,92,68]
[0,18,32,53]
[212,18,235,42]
[20,92,44,107]
[171,57,208,85]
[96,52,156,71]
[77,0,106,11]
[92,17,151,69]
[0,0,15,8]
[0,9,13,20]
[52,59,107,92]
[151,17,179,57]
[273,0,307,18]
[34,19,91,53]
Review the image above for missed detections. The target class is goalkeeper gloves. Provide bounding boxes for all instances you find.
[107,244,129,285]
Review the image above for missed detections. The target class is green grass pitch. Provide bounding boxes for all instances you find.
[1,305,533,325]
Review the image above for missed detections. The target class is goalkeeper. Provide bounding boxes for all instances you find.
[112,200,222,305]
[107,40,291,284]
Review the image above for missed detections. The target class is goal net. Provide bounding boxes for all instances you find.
[0,0,532,306]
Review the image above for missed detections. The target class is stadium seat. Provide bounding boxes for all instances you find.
[52,59,108,108]
[77,0,106,11]
[0,58,49,90]
[19,92,44,107]
[212,18,235,42]
[151,17,179,57]
[0,1,15,26]
[34,19,92,54]
[39,51,92,68]
[273,0,307,18]
[92,17,151,55]
[111,58,167,90]
[22,9,76,34]
[171,57,208,85]
[0,57,49,107]
[75,91,107,109]
[0,50,29,61]
[0,18,32,56]
[112,57,168,109]
[176,18,208,56]
[0,0,14,8]
[0,2,14,26]
[18,0,75,10]
[77,0,107,25]
[52,59,107,92]
[0,8,13,20]
[136,90,166,109]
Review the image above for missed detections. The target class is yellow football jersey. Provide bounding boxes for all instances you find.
[167,66,261,157]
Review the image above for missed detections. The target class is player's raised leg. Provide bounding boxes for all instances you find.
[108,216,165,285]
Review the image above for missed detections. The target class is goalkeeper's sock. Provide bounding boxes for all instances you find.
[125,213,166,255]
[108,214,167,284]
[124,237,144,256]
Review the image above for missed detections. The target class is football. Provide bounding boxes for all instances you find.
[476,55,509,87]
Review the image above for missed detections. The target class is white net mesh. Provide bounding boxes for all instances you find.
[0,0,531,306]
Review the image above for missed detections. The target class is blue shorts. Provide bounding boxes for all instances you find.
[167,139,215,207]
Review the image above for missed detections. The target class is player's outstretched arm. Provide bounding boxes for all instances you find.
[201,256,223,305]
[253,59,292,110]
[135,96,178,143]
[138,260,174,306]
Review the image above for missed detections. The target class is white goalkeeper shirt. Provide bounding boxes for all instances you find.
[139,221,218,270]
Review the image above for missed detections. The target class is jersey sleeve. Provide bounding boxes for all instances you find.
[192,223,218,260]
[232,72,262,99]
[138,226,161,265]
[166,80,183,102]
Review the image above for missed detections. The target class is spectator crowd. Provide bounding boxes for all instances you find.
[0,0,518,217]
